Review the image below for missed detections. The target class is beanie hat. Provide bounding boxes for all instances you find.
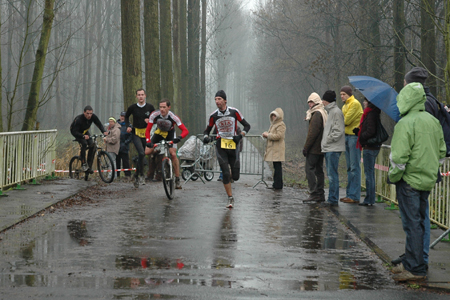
[340,86,353,96]
[215,90,227,100]
[109,117,116,122]
[322,90,336,102]
[120,111,126,116]
[405,67,428,84]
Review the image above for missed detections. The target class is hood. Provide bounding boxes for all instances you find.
[307,92,322,105]
[397,82,426,116]
[270,108,284,124]
[109,122,121,130]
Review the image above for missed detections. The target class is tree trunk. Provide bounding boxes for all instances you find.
[188,0,200,133]
[95,1,103,117]
[368,0,381,78]
[144,0,161,104]
[199,0,206,131]
[172,0,181,115]
[82,2,90,109]
[159,0,174,101]
[445,1,450,103]
[0,5,2,132]
[421,0,436,95]
[180,0,189,123]
[121,0,143,109]
[393,0,405,92]
[21,0,55,131]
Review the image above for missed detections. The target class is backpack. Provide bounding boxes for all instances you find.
[428,93,450,157]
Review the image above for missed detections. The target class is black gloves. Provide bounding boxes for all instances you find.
[353,127,360,135]
[203,135,210,144]
[232,134,243,144]
[173,137,181,144]
[302,148,308,157]
[146,142,153,148]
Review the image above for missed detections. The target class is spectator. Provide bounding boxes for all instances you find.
[389,82,446,282]
[340,86,363,204]
[355,98,382,206]
[320,90,345,206]
[303,93,328,202]
[262,108,286,190]
[104,117,121,180]
[117,111,133,180]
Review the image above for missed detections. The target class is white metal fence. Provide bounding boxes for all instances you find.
[0,130,57,191]
[361,145,450,230]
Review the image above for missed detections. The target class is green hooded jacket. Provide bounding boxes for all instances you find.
[388,82,446,191]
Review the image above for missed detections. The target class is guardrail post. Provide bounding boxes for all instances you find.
[385,202,398,210]
[0,190,8,197]
[13,183,26,190]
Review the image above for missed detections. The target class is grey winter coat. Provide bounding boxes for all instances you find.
[105,122,121,155]
[321,102,345,153]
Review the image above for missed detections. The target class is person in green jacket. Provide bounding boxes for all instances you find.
[389,82,446,282]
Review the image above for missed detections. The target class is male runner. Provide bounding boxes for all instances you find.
[203,90,251,208]
[125,89,155,188]
[70,105,108,173]
[145,99,189,189]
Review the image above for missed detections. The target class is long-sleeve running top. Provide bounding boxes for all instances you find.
[203,106,250,139]
[145,110,189,142]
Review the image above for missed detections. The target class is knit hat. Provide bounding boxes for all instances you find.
[405,67,428,84]
[340,86,353,96]
[109,117,116,122]
[322,90,336,103]
[215,90,227,100]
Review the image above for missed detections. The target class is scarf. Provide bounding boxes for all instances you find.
[356,106,373,150]
[305,103,328,127]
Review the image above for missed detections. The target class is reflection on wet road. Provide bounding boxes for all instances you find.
[0,180,443,299]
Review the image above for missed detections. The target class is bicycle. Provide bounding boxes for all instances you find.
[69,134,115,183]
[152,140,175,200]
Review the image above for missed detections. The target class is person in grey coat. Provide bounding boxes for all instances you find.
[320,90,346,206]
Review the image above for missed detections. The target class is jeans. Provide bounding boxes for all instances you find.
[345,135,361,200]
[273,162,283,189]
[362,149,379,204]
[108,152,117,179]
[116,152,131,177]
[325,152,341,204]
[396,180,428,276]
[305,153,324,196]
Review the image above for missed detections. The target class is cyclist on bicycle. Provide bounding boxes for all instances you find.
[125,89,156,187]
[70,105,108,173]
[145,99,189,189]
[203,90,251,208]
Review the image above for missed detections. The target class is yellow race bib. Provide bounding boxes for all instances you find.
[221,138,236,149]
[154,128,169,138]
[135,127,146,138]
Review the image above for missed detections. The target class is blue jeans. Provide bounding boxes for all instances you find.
[345,135,361,200]
[424,202,430,264]
[325,152,341,204]
[396,180,428,276]
[362,149,379,204]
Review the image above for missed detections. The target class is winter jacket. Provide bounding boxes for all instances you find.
[118,121,132,153]
[321,102,345,153]
[264,108,286,162]
[359,104,382,150]
[388,82,446,191]
[342,95,363,135]
[104,122,121,155]
[304,110,324,155]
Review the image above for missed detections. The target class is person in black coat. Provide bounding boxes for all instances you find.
[117,111,133,179]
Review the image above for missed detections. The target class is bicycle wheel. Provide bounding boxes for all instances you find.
[69,156,84,180]
[97,151,115,183]
[181,168,191,181]
[204,171,214,181]
[162,158,174,200]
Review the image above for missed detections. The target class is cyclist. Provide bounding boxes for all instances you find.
[145,99,189,189]
[203,90,251,208]
[125,89,156,188]
[70,105,108,173]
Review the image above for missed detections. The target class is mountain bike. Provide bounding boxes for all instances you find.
[69,134,115,183]
[153,140,175,200]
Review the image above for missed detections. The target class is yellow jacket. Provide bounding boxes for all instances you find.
[342,95,363,135]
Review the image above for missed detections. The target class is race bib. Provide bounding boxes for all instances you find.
[154,128,168,138]
[135,128,146,138]
[221,138,236,149]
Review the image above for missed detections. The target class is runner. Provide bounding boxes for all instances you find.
[125,89,156,188]
[144,99,189,189]
[70,105,108,174]
[203,90,251,208]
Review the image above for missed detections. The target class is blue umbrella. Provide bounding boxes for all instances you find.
[348,75,400,122]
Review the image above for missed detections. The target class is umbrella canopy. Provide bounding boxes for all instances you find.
[348,76,401,122]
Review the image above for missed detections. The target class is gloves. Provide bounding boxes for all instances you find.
[352,127,360,135]
[232,134,243,144]
[146,142,153,148]
[172,137,181,144]
[203,135,210,144]
[302,148,308,157]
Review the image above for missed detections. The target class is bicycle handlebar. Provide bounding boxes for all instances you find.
[153,140,174,148]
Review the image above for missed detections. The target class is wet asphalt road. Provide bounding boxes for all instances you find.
[0,177,447,299]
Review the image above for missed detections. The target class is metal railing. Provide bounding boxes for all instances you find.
[0,130,57,191]
[180,134,271,187]
[361,145,450,229]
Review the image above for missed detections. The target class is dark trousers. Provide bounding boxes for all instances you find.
[305,153,324,196]
[132,134,146,177]
[116,152,131,177]
[76,137,95,167]
[272,162,283,189]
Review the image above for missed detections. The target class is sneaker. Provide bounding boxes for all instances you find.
[133,175,139,188]
[391,263,405,274]
[81,163,89,172]
[227,196,234,208]
[217,178,223,182]
[320,201,338,207]
[304,194,325,202]
[391,254,405,266]
[140,176,145,185]
[87,168,94,174]
[392,270,426,282]
[175,177,182,189]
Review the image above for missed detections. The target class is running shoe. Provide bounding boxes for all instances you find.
[140,176,146,185]
[175,177,182,189]
[133,175,139,188]
[226,196,234,208]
